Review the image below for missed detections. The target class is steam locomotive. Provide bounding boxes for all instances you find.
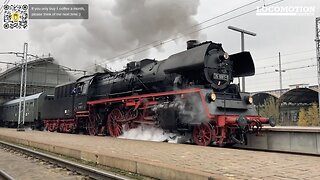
[0,40,276,146]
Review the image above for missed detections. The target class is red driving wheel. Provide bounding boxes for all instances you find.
[107,108,124,137]
[192,123,213,146]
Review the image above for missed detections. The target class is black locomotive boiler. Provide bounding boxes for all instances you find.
[2,40,276,146]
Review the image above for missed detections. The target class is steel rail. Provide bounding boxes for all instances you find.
[0,170,15,180]
[0,141,128,180]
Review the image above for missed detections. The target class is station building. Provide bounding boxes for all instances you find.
[252,84,319,125]
[0,57,75,104]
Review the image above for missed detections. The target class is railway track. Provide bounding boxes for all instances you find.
[0,141,129,180]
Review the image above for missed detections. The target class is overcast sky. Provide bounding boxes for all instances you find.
[1,0,320,92]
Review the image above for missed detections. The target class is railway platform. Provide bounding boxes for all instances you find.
[237,126,320,155]
[0,128,319,180]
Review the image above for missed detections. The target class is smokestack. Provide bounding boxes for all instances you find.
[187,40,199,49]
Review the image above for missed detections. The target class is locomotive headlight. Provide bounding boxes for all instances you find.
[219,52,229,61]
[209,92,216,101]
[223,52,229,60]
[246,96,253,104]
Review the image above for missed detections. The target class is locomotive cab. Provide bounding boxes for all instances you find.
[74,75,94,112]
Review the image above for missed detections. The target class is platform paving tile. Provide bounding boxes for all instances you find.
[0,128,320,179]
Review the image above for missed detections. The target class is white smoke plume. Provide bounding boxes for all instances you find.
[119,125,178,143]
[29,0,201,71]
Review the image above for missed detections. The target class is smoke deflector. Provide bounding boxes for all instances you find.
[230,51,255,77]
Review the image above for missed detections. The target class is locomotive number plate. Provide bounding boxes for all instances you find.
[213,73,229,81]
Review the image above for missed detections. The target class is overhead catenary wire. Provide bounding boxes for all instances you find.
[254,49,315,62]
[189,0,261,28]
[0,60,19,66]
[246,73,318,88]
[247,73,317,86]
[256,56,316,70]
[255,63,317,76]
[247,64,317,85]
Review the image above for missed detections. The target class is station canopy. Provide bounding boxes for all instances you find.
[279,88,318,104]
[252,92,278,106]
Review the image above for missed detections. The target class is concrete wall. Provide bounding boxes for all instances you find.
[237,127,320,155]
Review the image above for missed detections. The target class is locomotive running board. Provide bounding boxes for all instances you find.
[87,88,202,105]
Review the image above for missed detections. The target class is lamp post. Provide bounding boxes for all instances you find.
[17,43,28,131]
[228,26,256,92]
[275,52,286,96]
[315,17,320,120]
[0,43,29,131]
[275,52,285,124]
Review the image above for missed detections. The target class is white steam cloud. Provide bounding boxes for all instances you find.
[119,125,178,143]
[29,0,201,71]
